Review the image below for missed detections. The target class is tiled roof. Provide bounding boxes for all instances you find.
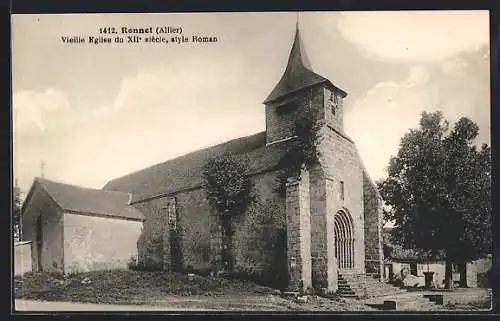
[103,131,293,203]
[34,177,145,221]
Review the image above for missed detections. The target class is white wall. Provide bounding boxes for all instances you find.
[389,260,489,288]
[14,241,32,276]
[467,256,492,287]
[63,212,143,273]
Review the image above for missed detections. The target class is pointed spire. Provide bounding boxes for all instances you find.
[263,20,328,104]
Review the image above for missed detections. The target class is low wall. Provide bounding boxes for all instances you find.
[443,289,492,308]
[15,241,32,276]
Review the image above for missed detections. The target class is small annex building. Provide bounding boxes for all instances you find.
[20,177,145,274]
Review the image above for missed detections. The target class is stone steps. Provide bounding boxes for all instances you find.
[338,274,408,299]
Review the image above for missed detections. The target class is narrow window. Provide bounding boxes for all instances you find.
[329,92,340,116]
[167,204,176,230]
[340,181,345,201]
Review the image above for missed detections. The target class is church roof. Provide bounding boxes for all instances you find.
[263,24,347,104]
[103,131,293,203]
[28,177,145,221]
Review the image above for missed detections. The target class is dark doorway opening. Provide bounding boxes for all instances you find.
[410,263,418,276]
[36,215,43,271]
[334,210,355,270]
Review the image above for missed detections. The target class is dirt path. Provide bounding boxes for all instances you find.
[15,295,376,312]
[15,299,213,311]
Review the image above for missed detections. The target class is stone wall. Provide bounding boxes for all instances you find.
[133,201,166,269]
[134,169,287,283]
[266,92,310,144]
[363,171,384,278]
[324,88,344,133]
[285,169,312,290]
[63,213,143,273]
[231,170,286,283]
[133,187,212,272]
[316,114,365,274]
[265,87,326,145]
[309,165,338,291]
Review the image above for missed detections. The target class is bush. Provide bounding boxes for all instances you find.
[127,255,139,270]
[127,255,164,272]
[228,266,287,290]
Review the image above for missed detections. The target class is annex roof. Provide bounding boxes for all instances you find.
[31,177,145,221]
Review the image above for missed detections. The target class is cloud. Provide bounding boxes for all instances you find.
[14,57,266,192]
[345,48,490,181]
[337,11,489,62]
[13,88,72,135]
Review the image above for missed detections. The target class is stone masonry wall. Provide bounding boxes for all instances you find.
[231,171,286,281]
[363,170,384,279]
[265,87,327,145]
[309,165,337,292]
[134,170,287,282]
[134,188,212,273]
[316,86,365,275]
[285,169,312,290]
[324,89,344,133]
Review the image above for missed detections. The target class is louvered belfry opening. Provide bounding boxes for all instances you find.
[334,210,355,270]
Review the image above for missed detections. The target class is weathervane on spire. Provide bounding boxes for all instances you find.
[296,11,300,30]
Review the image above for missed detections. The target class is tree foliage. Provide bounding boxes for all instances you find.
[202,152,254,271]
[13,185,23,239]
[202,152,254,219]
[378,111,492,266]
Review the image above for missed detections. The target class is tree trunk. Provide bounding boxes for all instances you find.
[444,260,454,290]
[459,260,468,288]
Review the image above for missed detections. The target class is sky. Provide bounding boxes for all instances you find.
[12,11,490,195]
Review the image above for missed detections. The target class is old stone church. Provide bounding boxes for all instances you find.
[22,25,384,293]
[104,25,384,292]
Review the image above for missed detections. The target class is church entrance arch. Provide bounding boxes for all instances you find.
[334,209,355,270]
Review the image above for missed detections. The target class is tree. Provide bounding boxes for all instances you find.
[378,111,491,289]
[13,184,23,241]
[202,152,253,271]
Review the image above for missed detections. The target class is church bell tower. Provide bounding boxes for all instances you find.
[263,23,347,146]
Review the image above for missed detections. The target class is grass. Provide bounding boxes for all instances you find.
[13,270,378,311]
[14,269,278,306]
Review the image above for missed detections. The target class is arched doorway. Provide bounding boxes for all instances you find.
[334,209,354,270]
